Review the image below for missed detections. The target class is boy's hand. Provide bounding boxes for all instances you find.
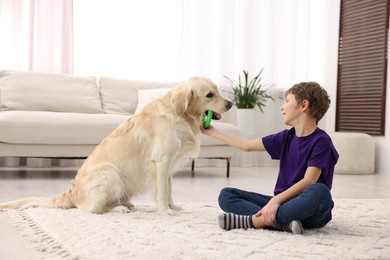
[200,124,216,136]
[255,200,280,226]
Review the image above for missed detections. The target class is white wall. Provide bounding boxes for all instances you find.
[324,0,390,175]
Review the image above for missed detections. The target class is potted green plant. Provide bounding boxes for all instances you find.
[224,68,274,140]
[224,68,274,112]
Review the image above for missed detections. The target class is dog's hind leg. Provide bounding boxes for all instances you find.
[121,198,135,210]
[108,205,132,213]
[73,163,129,214]
[116,194,135,212]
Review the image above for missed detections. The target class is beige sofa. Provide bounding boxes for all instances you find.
[0,70,238,177]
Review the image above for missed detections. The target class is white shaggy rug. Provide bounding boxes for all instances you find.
[6,199,390,260]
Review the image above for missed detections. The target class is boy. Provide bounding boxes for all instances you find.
[201,82,339,234]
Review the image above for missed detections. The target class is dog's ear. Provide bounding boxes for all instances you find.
[170,84,194,115]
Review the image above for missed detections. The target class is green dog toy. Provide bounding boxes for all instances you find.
[202,110,213,129]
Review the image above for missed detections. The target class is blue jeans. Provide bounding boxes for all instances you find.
[218,183,334,229]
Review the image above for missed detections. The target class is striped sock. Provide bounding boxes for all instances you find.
[218,212,254,230]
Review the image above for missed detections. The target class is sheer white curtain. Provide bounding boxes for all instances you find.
[73,0,182,80]
[0,0,73,73]
[1,0,330,83]
[180,0,329,88]
[73,0,331,88]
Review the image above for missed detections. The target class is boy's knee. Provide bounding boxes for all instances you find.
[308,183,333,208]
[312,183,331,195]
[218,187,235,211]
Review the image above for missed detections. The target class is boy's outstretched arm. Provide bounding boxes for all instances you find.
[200,125,266,152]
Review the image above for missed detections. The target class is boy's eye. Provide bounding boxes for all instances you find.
[206,92,214,98]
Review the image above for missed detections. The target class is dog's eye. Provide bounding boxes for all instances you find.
[206,92,214,98]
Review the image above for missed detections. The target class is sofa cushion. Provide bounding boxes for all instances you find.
[135,88,171,113]
[99,76,177,114]
[0,70,102,113]
[0,111,128,145]
[0,111,238,147]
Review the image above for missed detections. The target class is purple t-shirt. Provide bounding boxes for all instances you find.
[262,127,339,195]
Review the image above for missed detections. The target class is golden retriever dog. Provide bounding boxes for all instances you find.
[0,77,233,215]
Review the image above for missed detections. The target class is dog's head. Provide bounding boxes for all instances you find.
[170,77,233,119]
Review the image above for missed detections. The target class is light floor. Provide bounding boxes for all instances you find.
[1,165,389,259]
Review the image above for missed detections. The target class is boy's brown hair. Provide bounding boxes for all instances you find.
[285,82,330,124]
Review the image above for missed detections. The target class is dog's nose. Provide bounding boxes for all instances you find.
[226,100,233,110]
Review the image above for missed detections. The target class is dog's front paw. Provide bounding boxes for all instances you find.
[166,209,178,216]
[169,204,183,211]
[158,207,178,216]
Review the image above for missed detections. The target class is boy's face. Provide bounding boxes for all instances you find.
[281,93,302,126]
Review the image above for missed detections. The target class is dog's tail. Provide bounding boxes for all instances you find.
[0,197,51,210]
[0,191,75,211]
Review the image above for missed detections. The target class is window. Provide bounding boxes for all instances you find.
[336,0,389,136]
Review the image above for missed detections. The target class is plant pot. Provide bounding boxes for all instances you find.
[236,108,257,167]
[236,108,257,137]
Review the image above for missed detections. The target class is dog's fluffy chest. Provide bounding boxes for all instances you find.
[173,119,200,154]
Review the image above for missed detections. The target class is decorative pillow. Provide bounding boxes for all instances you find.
[0,70,102,113]
[134,88,171,113]
[99,76,177,114]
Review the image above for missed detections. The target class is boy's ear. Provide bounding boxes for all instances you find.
[301,100,310,111]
